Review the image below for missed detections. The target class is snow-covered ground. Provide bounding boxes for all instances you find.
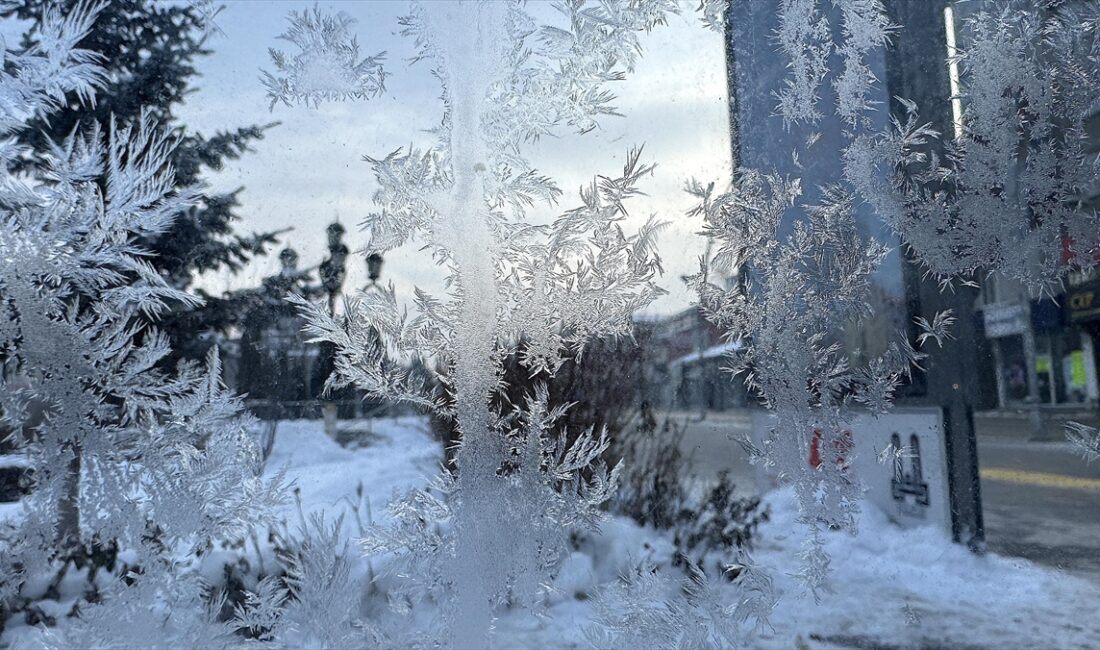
[747,493,1100,649]
[266,417,1100,649]
[267,416,441,534]
[4,417,1098,648]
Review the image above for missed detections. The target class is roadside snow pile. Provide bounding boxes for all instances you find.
[749,488,1100,649]
[489,485,1100,648]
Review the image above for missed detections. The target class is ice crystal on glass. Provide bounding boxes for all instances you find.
[0,4,283,644]
[277,1,675,645]
[774,0,894,128]
[1066,421,1100,464]
[846,5,1100,290]
[262,6,387,109]
[686,173,925,592]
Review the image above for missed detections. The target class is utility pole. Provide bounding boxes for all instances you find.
[885,0,984,549]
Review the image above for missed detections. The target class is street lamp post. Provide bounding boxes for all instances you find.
[367,252,384,286]
[355,252,384,421]
[319,222,349,436]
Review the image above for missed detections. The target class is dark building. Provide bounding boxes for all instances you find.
[236,248,322,410]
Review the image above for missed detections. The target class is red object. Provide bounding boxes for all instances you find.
[809,428,854,469]
[1061,233,1100,266]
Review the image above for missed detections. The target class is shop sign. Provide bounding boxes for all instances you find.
[1067,267,1100,288]
[1070,350,1088,388]
[983,302,1028,338]
[1067,281,1100,323]
[751,408,951,534]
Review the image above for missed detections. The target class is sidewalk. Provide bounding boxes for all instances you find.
[974,404,1100,441]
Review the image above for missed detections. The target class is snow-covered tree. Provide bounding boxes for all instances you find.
[0,3,283,642]
[2,0,286,366]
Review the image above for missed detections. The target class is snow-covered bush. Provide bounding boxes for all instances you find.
[432,332,652,469]
[0,3,284,642]
[613,409,768,577]
[671,473,768,577]
[614,409,689,531]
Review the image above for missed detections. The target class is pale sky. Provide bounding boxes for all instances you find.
[181,1,733,316]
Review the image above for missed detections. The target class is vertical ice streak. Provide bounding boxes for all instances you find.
[421,3,508,645]
[283,2,675,644]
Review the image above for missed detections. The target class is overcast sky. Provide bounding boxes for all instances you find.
[181,1,733,316]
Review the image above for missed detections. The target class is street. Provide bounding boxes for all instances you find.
[974,414,1100,582]
[672,408,1100,582]
[671,409,757,495]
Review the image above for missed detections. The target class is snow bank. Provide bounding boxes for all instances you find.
[748,487,1100,649]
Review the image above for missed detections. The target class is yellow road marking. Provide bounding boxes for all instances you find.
[981,467,1100,492]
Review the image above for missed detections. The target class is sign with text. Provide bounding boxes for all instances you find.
[982,302,1028,338]
[751,408,951,534]
[1066,279,1100,324]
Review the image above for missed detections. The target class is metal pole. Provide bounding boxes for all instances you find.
[722,0,741,176]
[991,338,1008,408]
[885,0,985,550]
[1022,323,1047,439]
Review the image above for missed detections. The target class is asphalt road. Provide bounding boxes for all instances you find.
[672,408,1100,583]
[974,419,1100,582]
[671,409,756,495]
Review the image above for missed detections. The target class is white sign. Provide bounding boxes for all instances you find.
[750,408,951,534]
[982,302,1028,338]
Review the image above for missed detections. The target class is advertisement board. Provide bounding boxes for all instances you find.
[751,408,951,534]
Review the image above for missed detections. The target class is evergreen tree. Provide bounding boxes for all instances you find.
[0,0,283,362]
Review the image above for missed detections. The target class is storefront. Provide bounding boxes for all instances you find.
[1061,269,1100,405]
[981,291,1100,408]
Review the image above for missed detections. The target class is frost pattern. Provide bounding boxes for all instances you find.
[584,558,775,648]
[774,0,893,128]
[0,1,103,138]
[234,513,378,648]
[262,6,387,109]
[775,0,831,126]
[1065,422,1100,464]
[0,4,283,642]
[189,0,225,39]
[276,1,675,645]
[914,309,956,349]
[697,0,727,33]
[832,0,893,127]
[686,174,925,594]
[846,5,1100,290]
